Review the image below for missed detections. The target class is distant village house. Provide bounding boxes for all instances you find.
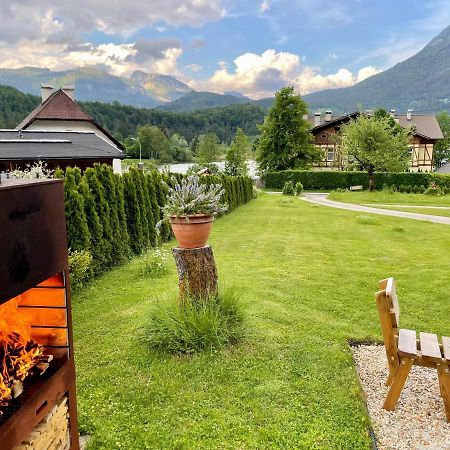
[0,86,124,173]
[308,110,443,172]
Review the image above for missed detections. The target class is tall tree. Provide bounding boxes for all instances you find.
[434,111,450,169]
[340,114,411,191]
[169,133,193,162]
[196,133,220,164]
[225,128,249,176]
[126,125,172,162]
[256,86,319,174]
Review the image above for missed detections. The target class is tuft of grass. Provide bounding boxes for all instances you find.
[392,226,406,232]
[143,289,245,354]
[356,215,380,225]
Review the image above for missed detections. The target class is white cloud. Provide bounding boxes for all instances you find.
[197,49,380,98]
[185,64,203,72]
[259,1,270,12]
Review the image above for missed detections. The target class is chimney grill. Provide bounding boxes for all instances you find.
[0,179,79,450]
[325,110,332,122]
[407,109,412,121]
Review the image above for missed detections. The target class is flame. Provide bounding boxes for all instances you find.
[0,296,43,406]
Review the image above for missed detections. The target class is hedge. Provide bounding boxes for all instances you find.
[58,165,254,278]
[263,170,450,191]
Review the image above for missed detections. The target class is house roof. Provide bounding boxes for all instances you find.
[309,112,443,140]
[0,130,125,161]
[16,89,125,150]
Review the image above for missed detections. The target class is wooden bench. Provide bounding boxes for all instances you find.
[375,277,450,421]
[349,185,363,191]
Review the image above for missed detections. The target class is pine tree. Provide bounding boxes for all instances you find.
[64,168,91,252]
[225,128,249,176]
[131,168,150,249]
[146,173,161,245]
[84,168,113,267]
[95,164,129,263]
[257,86,319,174]
[78,178,105,274]
[123,171,144,254]
[113,173,131,256]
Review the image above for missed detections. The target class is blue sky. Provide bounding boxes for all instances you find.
[1,0,449,98]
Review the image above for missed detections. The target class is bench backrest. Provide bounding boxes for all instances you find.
[375,277,400,362]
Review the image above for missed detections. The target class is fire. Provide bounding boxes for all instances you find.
[0,297,43,406]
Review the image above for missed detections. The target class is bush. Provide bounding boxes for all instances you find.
[424,183,445,196]
[139,249,170,277]
[68,249,93,288]
[294,181,303,195]
[263,170,450,191]
[144,290,245,354]
[252,186,258,199]
[282,181,295,195]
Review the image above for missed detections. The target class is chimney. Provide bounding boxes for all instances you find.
[406,109,412,121]
[40,85,54,103]
[62,86,75,100]
[325,110,332,122]
[365,109,372,117]
[314,112,321,126]
[390,109,396,118]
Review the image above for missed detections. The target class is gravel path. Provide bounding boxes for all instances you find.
[352,345,450,450]
[301,193,450,225]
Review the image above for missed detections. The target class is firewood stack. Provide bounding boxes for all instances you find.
[0,334,52,409]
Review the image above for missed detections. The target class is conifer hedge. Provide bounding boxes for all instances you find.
[58,165,253,277]
[263,170,450,191]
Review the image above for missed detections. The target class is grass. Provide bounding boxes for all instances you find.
[73,193,450,449]
[372,205,450,218]
[328,191,450,206]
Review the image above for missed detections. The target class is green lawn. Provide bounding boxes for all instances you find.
[373,205,450,217]
[328,191,450,206]
[73,193,450,449]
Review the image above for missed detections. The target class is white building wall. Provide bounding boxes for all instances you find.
[25,120,118,148]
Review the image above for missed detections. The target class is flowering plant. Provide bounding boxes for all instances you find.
[161,175,227,219]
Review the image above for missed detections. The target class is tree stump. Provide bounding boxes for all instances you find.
[172,246,218,299]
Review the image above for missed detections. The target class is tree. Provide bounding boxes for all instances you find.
[256,86,319,174]
[225,128,249,176]
[196,133,220,164]
[340,114,411,191]
[169,134,193,162]
[434,111,450,169]
[126,125,172,162]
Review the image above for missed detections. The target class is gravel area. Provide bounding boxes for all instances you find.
[352,344,450,450]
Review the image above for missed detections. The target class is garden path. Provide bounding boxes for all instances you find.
[301,193,450,225]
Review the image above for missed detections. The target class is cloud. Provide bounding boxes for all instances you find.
[198,49,380,98]
[259,1,270,12]
[185,64,203,72]
[130,38,182,63]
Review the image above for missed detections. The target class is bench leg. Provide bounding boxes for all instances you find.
[386,359,399,387]
[437,364,450,422]
[383,357,413,411]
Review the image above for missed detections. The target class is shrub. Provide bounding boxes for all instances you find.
[424,183,444,196]
[356,215,380,225]
[418,185,426,193]
[68,249,93,288]
[262,170,450,191]
[412,185,419,193]
[139,249,170,277]
[282,181,295,195]
[392,226,406,233]
[144,290,245,354]
[390,184,398,192]
[252,186,258,199]
[398,184,406,193]
[294,181,303,195]
[161,175,227,220]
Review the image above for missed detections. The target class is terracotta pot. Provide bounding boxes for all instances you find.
[169,214,214,248]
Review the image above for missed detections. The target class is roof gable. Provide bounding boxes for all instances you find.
[16,89,124,150]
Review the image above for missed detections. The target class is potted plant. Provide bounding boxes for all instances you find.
[160,176,227,248]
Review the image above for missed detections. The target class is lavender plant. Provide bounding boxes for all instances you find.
[161,175,227,219]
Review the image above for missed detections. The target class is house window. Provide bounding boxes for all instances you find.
[326,148,334,162]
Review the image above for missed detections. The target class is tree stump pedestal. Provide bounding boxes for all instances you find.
[172,246,218,299]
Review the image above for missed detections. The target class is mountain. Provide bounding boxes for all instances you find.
[303,24,450,113]
[0,67,190,108]
[157,91,254,112]
[129,71,192,103]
